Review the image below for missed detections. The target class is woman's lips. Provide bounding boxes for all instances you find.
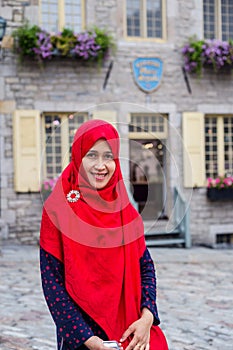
[91,173,108,181]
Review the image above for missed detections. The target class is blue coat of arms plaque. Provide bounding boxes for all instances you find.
[132,57,163,93]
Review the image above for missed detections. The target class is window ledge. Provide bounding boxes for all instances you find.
[118,39,175,50]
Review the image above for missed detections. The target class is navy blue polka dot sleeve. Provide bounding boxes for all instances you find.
[40,247,108,349]
[140,248,160,326]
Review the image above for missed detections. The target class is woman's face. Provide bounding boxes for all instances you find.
[81,139,116,189]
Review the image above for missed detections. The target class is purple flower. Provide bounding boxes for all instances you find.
[33,30,53,60]
[71,30,101,60]
[182,38,233,74]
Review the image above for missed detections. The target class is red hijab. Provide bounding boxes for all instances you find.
[40,120,168,349]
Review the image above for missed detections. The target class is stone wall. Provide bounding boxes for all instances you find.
[0,114,42,243]
[0,0,233,245]
[189,189,233,246]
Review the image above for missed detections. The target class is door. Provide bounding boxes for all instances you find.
[129,139,165,220]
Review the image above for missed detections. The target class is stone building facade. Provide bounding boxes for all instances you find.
[0,0,233,246]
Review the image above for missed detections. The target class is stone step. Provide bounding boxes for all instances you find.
[146,238,185,247]
[145,228,180,236]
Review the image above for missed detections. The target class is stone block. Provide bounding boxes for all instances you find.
[0,77,4,99]
[24,6,39,25]
[1,174,7,189]
[8,200,31,209]
[25,85,38,91]
[0,223,9,239]
[5,77,20,84]
[2,209,16,224]
[0,100,15,113]
[0,6,13,21]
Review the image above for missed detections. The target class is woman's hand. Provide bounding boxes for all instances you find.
[85,336,124,350]
[84,336,106,350]
[120,308,154,350]
[85,336,123,350]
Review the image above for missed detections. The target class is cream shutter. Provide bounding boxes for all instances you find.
[13,110,41,192]
[183,112,205,187]
[92,110,117,125]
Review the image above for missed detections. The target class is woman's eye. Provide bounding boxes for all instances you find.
[86,153,96,158]
[105,154,113,160]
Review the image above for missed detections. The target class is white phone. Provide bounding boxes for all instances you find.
[103,341,121,350]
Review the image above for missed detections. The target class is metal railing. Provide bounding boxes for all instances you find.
[144,186,191,248]
[173,186,191,248]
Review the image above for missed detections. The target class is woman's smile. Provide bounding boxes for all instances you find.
[91,172,108,180]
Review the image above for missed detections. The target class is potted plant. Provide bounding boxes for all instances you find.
[206,176,233,201]
[181,37,233,76]
[12,22,115,67]
[40,177,58,201]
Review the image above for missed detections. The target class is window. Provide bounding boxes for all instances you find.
[205,115,233,178]
[42,113,88,179]
[126,0,165,39]
[203,0,233,40]
[129,114,167,139]
[40,0,84,33]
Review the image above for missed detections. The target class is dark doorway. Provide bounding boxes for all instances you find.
[129,139,165,220]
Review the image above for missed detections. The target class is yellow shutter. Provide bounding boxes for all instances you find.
[13,110,41,192]
[183,112,205,187]
[92,110,117,125]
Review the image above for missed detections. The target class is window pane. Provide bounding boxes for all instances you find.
[65,0,82,33]
[41,0,58,32]
[126,0,141,37]
[221,0,233,41]
[224,116,233,175]
[203,0,215,39]
[44,115,62,179]
[129,114,166,133]
[205,117,218,178]
[43,113,89,179]
[147,0,162,38]
[68,114,89,159]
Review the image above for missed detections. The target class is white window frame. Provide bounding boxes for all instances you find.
[124,0,167,42]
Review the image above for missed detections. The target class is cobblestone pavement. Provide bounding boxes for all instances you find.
[0,242,232,350]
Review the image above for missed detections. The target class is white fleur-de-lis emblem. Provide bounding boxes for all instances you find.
[66,190,80,203]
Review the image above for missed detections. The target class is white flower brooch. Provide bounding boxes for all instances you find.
[66,190,80,203]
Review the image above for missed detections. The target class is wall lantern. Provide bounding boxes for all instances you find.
[0,16,7,60]
[0,16,7,41]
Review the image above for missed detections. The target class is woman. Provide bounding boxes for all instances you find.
[40,119,168,350]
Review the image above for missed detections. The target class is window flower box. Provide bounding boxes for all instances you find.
[12,23,115,67]
[181,37,233,76]
[206,176,233,201]
[207,187,233,201]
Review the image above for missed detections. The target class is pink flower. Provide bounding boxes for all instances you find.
[43,182,49,190]
[207,177,213,188]
[207,175,233,189]
[41,177,59,192]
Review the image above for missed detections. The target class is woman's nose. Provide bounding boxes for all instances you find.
[94,158,106,170]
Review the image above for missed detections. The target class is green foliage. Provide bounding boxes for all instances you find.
[92,26,116,66]
[189,39,205,74]
[50,28,77,56]
[12,22,40,58]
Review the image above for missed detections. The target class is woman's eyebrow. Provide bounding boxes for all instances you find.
[87,149,113,154]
